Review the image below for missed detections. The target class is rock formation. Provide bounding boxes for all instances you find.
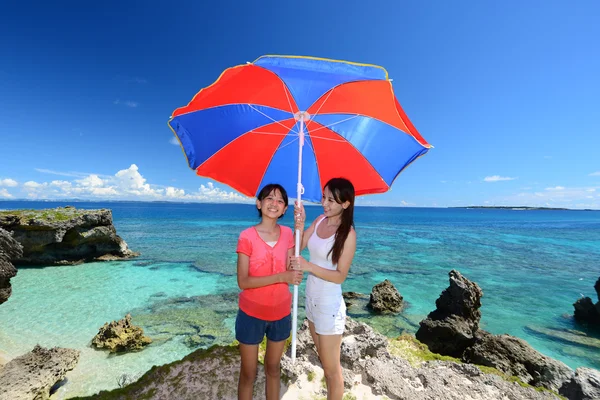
[464,330,573,392]
[367,279,404,313]
[0,345,79,400]
[573,277,600,328]
[416,269,483,357]
[559,367,600,400]
[417,269,575,392]
[0,227,22,304]
[92,314,152,353]
[73,318,562,400]
[0,206,138,265]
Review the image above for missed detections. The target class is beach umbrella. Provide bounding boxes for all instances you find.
[168,55,432,362]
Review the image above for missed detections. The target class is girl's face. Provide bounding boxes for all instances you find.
[321,186,349,218]
[257,189,287,219]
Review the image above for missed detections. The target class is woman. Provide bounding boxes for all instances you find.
[291,177,356,400]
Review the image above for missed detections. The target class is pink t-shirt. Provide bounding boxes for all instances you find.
[236,225,294,321]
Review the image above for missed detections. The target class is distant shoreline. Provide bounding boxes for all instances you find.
[0,199,598,211]
[452,206,598,211]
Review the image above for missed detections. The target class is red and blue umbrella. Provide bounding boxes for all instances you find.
[169,55,431,361]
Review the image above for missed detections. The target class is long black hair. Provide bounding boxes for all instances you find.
[256,183,289,219]
[325,178,355,265]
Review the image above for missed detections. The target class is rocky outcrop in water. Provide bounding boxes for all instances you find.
[416,269,483,357]
[0,206,139,266]
[0,345,79,400]
[367,279,404,313]
[0,227,22,304]
[573,277,600,329]
[464,330,573,392]
[92,314,152,353]
[416,270,574,392]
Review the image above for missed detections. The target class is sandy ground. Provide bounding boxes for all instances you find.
[281,365,386,400]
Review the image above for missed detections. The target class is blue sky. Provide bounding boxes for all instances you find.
[1,1,599,208]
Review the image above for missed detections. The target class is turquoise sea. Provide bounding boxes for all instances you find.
[1,201,599,399]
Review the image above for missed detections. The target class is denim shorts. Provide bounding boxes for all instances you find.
[235,309,291,345]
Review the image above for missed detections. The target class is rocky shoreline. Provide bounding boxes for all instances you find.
[61,271,600,400]
[0,206,139,267]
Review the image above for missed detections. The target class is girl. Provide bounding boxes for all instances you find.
[291,177,357,400]
[235,183,303,400]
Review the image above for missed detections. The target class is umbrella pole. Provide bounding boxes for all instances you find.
[292,111,307,364]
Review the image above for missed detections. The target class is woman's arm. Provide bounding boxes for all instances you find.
[237,253,302,289]
[291,228,356,285]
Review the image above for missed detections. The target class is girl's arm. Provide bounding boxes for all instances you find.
[237,253,302,289]
[291,228,356,285]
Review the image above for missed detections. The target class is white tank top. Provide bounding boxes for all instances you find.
[305,217,342,299]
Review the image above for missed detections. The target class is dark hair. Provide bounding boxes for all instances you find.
[325,178,355,265]
[256,183,289,219]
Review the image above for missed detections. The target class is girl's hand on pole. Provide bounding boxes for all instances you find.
[281,269,303,285]
[289,255,311,273]
[294,201,305,231]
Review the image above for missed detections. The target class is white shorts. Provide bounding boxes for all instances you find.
[305,296,346,335]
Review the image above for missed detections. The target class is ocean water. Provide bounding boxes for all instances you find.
[1,201,599,398]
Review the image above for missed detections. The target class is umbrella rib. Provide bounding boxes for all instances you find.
[306,89,335,129]
[305,115,360,143]
[248,104,298,134]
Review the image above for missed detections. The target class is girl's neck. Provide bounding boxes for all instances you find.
[257,217,278,231]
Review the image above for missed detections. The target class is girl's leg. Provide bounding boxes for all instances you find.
[316,334,344,400]
[264,339,287,400]
[238,343,259,400]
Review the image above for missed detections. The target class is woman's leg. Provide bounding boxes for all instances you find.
[264,339,287,400]
[238,343,259,400]
[307,320,320,354]
[316,334,344,400]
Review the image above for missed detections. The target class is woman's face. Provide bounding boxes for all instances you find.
[321,186,347,218]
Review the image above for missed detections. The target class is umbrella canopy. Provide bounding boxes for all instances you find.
[169,55,431,363]
[168,55,431,203]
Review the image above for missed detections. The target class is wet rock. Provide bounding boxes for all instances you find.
[573,277,600,329]
[342,291,367,307]
[464,330,573,392]
[0,345,79,400]
[0,207,139,266]
[415,270,483,357]
[367,279,404,313]
[92,314,152,353]
[559,367,600,400]
[0,227,22,304]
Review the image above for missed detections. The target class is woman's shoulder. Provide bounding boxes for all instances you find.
[312,214,326,225]
[278,224,294,236]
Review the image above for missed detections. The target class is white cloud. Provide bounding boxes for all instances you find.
[24,181,44,189]
[113,99,139,108]
[484,175,517,182]
[77,174,106,188]
[35,168,90,178]
[0,188,13,198]
[169,136,180,146]
[494,185,600,209]
[166,187,185,198]
[0,178,18,187]
[589,171,600,176]
[4,165,255,203]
